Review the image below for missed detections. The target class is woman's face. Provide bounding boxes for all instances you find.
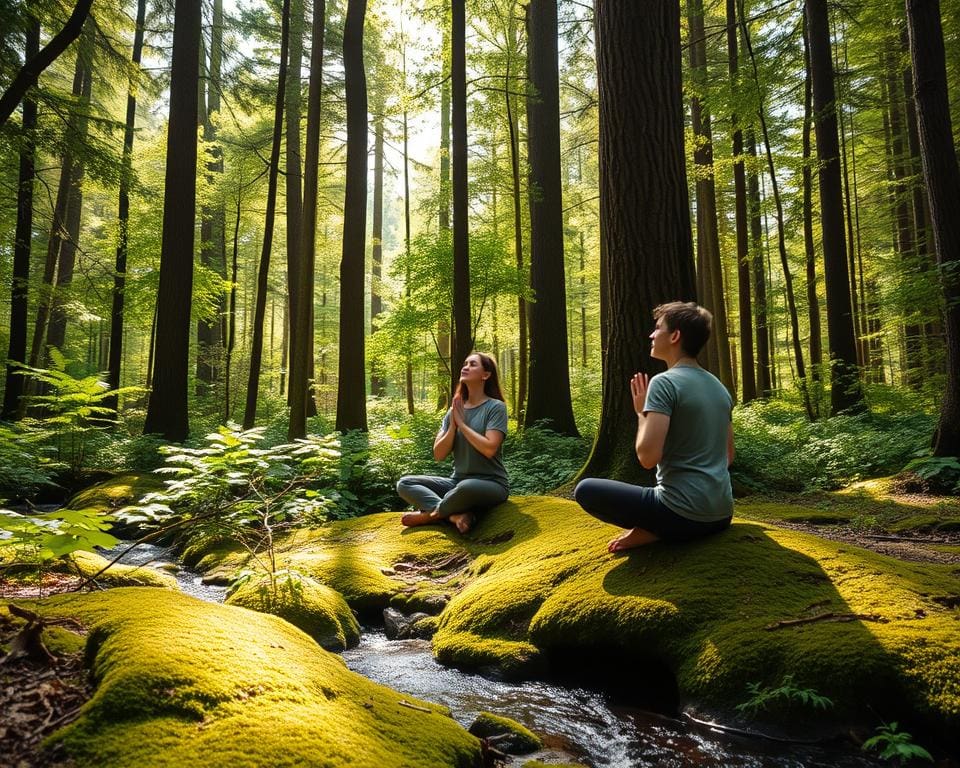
[460,354,489,384]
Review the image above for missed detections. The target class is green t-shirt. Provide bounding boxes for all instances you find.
[441,398,509,489]
[643,365,733,522]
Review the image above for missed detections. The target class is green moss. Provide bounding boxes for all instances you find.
[226,575,360,651]
[29,589,481,767]
[66,473,164,517]
[42,624,87,656]
[55,551,178,589]
[468,711,542,753]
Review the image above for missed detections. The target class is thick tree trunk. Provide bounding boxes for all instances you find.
[726,0,756,404]
[105,0,147,416]
[450,0,472,392]
[2,16,39,420]
[806,0,865,414]
[335,0,368,432]
[523,0,578,435]
[243,0,291,430]
[143,0,202,441]
[802,19,823,387]
[0,0,93,126]
[905,0,960,456]
[579,0,696,484]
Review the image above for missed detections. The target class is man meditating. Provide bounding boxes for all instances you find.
[575,302,734,552]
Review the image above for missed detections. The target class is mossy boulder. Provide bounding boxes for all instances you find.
[264,498,959,740]
[66,473,164,518]
[468,711,542,754]
[55,550,178,589]
[28,588,481,767]
[226,574,360,651]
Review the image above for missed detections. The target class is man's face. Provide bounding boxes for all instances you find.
[649,317,677,361]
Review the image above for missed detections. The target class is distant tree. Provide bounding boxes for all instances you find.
[905,0,960,455]
[578,0,696,484]
[143,0,203,441]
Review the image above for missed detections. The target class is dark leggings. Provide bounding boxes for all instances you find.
[574,477,731,542]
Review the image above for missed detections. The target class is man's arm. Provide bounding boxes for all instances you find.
[727,422,735,466]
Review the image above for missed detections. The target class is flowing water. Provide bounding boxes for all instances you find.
[105,543,884,768]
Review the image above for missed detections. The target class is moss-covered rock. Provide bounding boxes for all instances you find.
[66,473,164,518]
[55,551,178,589]
[225,574,360,651]
[29,588,481,767]
[468,711,542,754]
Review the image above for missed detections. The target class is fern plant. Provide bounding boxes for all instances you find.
[862,722,933,764]
[735,674,834,717]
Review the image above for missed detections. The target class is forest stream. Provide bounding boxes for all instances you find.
[100,541,886,768]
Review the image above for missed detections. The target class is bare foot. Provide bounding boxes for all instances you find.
[448,512,475,535]
[607,527,659,553]
[401,510,439,527]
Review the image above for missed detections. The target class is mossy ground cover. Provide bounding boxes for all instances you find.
[243,497,960,742]
[23,588,481,768]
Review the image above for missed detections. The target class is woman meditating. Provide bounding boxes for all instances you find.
[397,352,509,534]
[575,302,735,552]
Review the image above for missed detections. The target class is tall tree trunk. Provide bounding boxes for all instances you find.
[197,0,227,397]
[524,0,577,434]
[450,0,472,391]
[402,106,415,415]
[285,0,304,405]
[371,111,386,397]
[2,15,39,420]
[689,0,734,393]
[802,18,823,386]
[335,0,368,432]
[143,0,203,441]
[806,0,865,414]
[0,0,93,127]
[747,132,772,396]
[579,0,696,484]
[436,10,451,409]
[106,0,147,416]
[243,0,291,430]
[225,177,243,423]
[726,0,756,404]
[905,0,960,456]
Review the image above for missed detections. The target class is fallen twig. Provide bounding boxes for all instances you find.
[765,611,887,630]
[397,699,433,713]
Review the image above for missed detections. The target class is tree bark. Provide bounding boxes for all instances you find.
[524,0,579,436]
[451,0,472,392]
[285,0,304,405]
[905,0,960,455]
[143,0,203,441]
[106,0,147,416]
[243,0,291,430]
[371,111,386,397]
[2,16,39,420]
[801,18,823,387]
[746,132,772,396]
[579,0,696,484]
[806,0,865,414]
[335,0,368,432]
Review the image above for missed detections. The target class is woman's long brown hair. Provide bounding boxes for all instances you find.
[458,352,506,405]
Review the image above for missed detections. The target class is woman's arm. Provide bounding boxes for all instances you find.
[433,409,457,461]
[456,422,505,460]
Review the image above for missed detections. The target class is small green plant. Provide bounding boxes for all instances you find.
[899,453,960,495]
[862,722,933,764]
[0,423,62,499]
[735,674,833,717]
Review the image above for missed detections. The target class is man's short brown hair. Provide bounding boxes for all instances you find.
[653,302,713,358]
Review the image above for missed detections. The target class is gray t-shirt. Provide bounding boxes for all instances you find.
[643,365,733,522]
[441,398,509,489]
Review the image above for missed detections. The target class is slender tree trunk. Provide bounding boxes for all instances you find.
[579,0,696,484]
[505,40,527,421]
[802,18,823,387]
[106,0,147,416]
[335,0,368,432]
[451,0,472,391]
[524,0,579,435]
[243,0,291,430]
[2,16,39,420]
[436,11,451,409]
[726,0,755,404]
[402,106,415,415]
[905,0,960,455]
[285,0,304,406]
[143,0,203,441]
[746,132,772,396]
[371,111,386,397]
[689,0,734,393]
[806,0,865,414]
[225,177,242,423]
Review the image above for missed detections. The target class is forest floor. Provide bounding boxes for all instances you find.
[2,479,959,767]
